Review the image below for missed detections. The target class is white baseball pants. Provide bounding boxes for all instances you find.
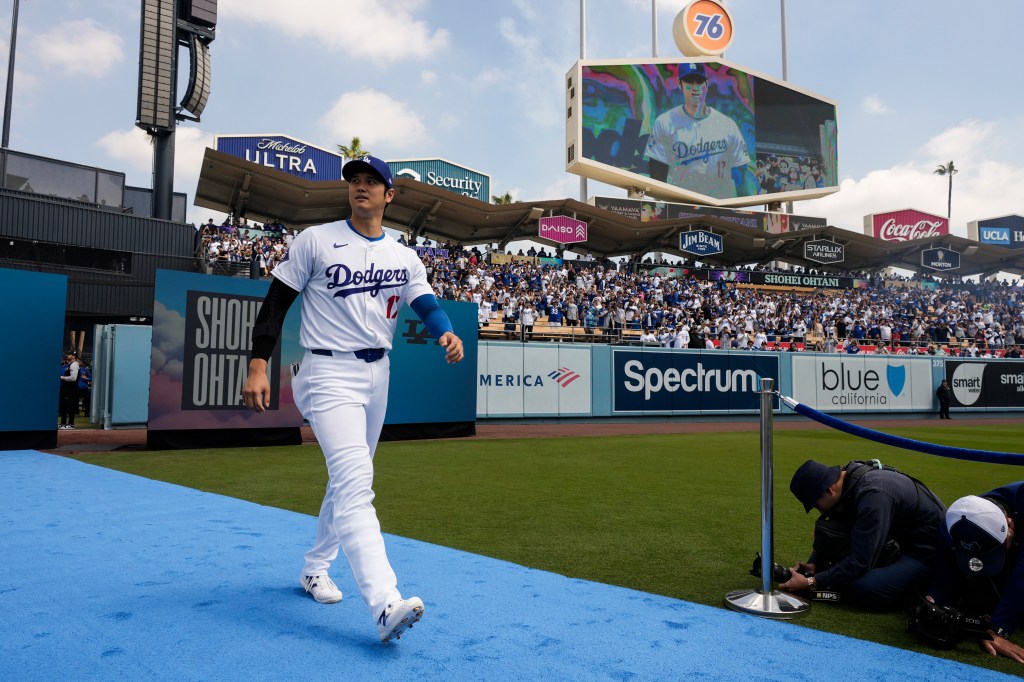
[293,349,401,618]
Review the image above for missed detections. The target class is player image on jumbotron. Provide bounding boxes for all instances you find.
[577,59,838,206]
[645,62,758,200]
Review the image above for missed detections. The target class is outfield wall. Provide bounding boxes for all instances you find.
[477,343,1024,418]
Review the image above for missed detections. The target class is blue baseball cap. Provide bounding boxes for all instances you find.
[342,155,394,190]
[677,63,707,82]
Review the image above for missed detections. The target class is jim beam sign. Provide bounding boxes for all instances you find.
[921,247,960,272]
[803,239,844,264]
[679,230,723,257]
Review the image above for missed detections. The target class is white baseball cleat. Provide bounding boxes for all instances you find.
[300,574,343,604]
[377,597,424,643]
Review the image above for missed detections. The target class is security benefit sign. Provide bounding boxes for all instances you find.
[182,291,280,410]
[148,270,303,431]
[791,355,933,412]
[612,349,779,414]
[477,344,592,417]
[921,247,960,272]
[803,239,844,265]
[946,360,1024,409]
[679,230,723,257]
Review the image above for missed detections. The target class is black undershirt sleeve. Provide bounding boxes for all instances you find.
[250,278,300,362]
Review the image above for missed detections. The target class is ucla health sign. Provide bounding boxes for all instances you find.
[968,214,1024,249]
[679,230,723,257]
[387,158,491,201]
[215,134,343,182]
[612,350,779,414]
[791,355,933,412]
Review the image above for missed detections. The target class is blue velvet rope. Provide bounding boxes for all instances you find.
[780,396,1024,466]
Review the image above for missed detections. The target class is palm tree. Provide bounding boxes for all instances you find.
[492,191,514,205]
[933,161,958,219]
[337,136,370,160]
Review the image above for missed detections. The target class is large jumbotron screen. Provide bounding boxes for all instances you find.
[566,58,839,208]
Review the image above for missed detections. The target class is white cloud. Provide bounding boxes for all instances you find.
[474,67,506,85]
[513,0,537,20]
[862,95,889,115]
[320,89,428,154]
[31,19,124,77]
[96,126,215,218]
[96,128,152,173]
[496,18,565,127]
[924,120,995,164]
[799,121,1024,237]
[219,0,448,63]
[420,70,438,85]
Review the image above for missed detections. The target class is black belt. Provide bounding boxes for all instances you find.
[311,348,386,363]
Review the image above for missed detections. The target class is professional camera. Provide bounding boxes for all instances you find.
[748,553,843,602]
[748,552,793,583]
[907,598,993,649]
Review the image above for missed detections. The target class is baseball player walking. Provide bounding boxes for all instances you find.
[645,63,756,199]
[242,155,464,643]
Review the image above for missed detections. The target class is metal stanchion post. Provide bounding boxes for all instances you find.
[725,377,811,618]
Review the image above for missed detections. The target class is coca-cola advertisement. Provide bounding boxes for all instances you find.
[864,209,949,242]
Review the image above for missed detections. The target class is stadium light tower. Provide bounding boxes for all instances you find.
[2,0,21,149]
[136,0,216,220]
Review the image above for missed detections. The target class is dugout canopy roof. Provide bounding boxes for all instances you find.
[194,149,1024,277]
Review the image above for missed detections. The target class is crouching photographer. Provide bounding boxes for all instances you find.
[778,459,945,610]
[914,484,1024,664]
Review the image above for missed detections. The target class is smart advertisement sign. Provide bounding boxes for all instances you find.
[215,134,343,182]
[387,158,491,202]
[968,215,1024,249]
[791,355,933,413]
[946,360,1024,409]
[612,349,779,413]
[679,230,723,256]
[568,58,839,208]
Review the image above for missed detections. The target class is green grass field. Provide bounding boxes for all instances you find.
[71,423,1024,676]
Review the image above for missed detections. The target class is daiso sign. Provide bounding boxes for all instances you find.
[538,215,588,244]
[864,209,949,242]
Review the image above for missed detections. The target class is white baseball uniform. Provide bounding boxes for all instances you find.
[645,106,749,199]
[272,219,432,619]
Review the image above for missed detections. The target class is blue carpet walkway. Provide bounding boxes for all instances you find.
[0,450,1013,681]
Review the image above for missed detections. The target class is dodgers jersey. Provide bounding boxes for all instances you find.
[645,106,749,199]
[272,220,433,352]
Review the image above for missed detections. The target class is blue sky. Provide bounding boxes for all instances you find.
[4,0,1024,237]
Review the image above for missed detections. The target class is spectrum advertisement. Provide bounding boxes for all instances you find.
[790,355,934,412]
[612,349,779,414]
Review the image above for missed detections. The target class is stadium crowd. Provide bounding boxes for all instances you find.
[410,241,1024,357]
[198,217,295,277]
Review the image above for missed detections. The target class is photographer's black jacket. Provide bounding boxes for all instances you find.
[812,465,946,589]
